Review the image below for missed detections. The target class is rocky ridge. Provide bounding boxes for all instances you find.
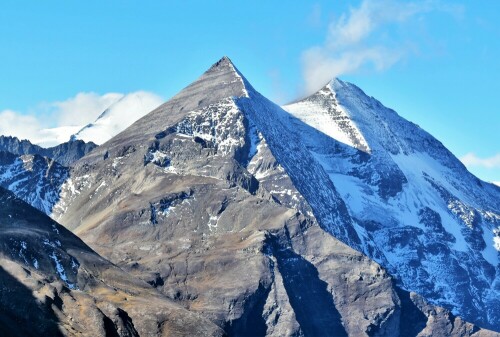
[0,135,97,166]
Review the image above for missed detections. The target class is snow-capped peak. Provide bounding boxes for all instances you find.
[282,76,500,329]
[283,78,370,153]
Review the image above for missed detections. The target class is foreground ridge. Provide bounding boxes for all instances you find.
[0,187,223,336]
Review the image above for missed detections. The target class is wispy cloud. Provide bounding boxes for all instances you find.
[0,91,163,146]
[301,0,464,94]
[307,4,322,28]
[460,153,500,169]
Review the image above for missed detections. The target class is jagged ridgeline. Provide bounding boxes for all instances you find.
[1,57,499,336]
[0,136,97,166]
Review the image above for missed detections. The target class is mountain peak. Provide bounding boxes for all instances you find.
[199,56,251,97]
[81,57,255,158]
[327,77,347,91]
[283,77,371,153]
[211,55,234,68]
[155,55,251,108]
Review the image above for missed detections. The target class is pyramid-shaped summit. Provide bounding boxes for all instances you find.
[169,55,251,107]
[91,56,252,157]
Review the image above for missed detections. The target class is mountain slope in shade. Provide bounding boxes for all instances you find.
[0,186,223,337]
[52,57,499,336]
[0,135,98,217]
[283,78,500,330]
[72,91,163,145]
[0,151,68,215]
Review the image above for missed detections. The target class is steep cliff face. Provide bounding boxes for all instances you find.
[51,57,499,336]
[0,186,223,337]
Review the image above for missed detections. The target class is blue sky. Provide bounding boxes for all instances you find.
[0,1,498,183]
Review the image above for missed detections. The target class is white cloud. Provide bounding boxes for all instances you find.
[492,181,500,187]
[301,0,463,94]
[53,92,124,126]
[302,46,404,94]
[74,91,164,145]
[0,110,44,142]
[0,91,163,147]
[460,153,500,169]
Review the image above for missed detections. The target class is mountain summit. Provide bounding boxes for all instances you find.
[82,56,252,161]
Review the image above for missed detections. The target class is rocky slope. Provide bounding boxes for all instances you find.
[51,57,499,336]
[0,135,97,166]
[0,186,223,337]
[0,136,97,216]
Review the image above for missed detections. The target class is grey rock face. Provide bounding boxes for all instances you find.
[51,57,499,336]
[0,187,224,337]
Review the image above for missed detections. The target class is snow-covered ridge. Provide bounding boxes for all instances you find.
[283,80,370,153]
[283,78,500,330]
[224,57,250,98]
[236,83,363,249]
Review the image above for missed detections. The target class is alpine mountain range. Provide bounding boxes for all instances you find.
[0,57,499,337]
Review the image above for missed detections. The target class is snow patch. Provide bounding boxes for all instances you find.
[207,215,220,232]
[49,251,76,289]
[494,228,500,252]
